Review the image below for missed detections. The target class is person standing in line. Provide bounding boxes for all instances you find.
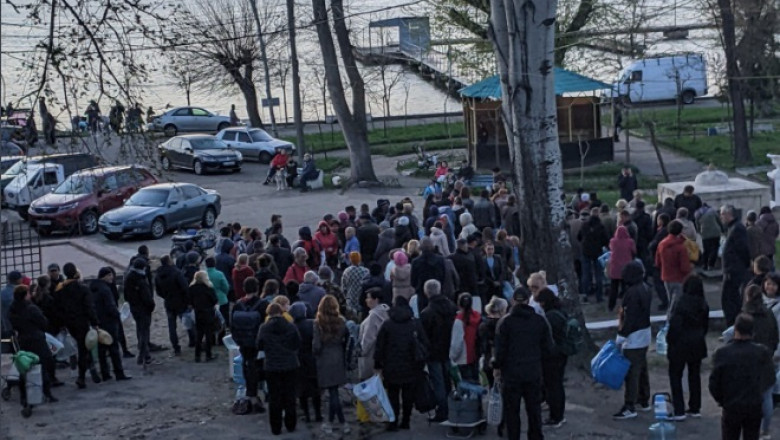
[90,267,132,381]
[358,288,390,381]
[696,203,723,271]
[536,289,569,428]
[313,295,350,435]
[666,275,708,421]
[720,205,752,326]
[290,302,321,422]
[124,258,156,369]
[710,313,776,440]
[756,207,778,268]
[494,288,551,440]
[257,303,301,435]
[420,279,457,422]
[674,185,703,224]
[618,166,637,202]
[231,278,267,413]
[608,226,637,312]
[613,261,652,420]
[655,220,692,311]
[188,271,219,362]
[155,255,192,356]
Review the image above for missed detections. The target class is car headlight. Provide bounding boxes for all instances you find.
[235,151,242,161]
[58,202,79,212]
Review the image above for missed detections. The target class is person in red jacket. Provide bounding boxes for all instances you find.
[655,220,692,310]
[263,148,289,185]
[314,221,339,270]
[284,248,308,285]
[451,293,481,381]
[231,254,255,301]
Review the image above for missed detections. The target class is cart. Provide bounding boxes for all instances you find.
[0,336,38,418]
[440,419,487,439]
[441,381,488,438]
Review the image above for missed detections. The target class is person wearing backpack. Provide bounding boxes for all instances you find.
[231,277,268,413]
[537,288,569,428]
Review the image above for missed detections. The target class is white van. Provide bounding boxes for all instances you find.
[3,163,66,217]
[613,53,708,104]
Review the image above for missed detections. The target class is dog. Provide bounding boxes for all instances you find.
[274,168,288,191]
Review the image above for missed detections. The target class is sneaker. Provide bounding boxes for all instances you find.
[760,431,771,440]
[670,414,686,422]
[543,418,566,428]
[686,410,701,418]
[637,404,652,412]
[321,422,333,434]
[612,407,637,420]
[342,423,352,435]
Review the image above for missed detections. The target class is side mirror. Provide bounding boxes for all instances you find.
[168,201,178,207]
[184,147,193,153]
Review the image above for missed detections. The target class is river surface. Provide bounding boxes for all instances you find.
[0,0,722,122]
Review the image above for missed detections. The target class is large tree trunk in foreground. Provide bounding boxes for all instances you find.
[286,0,306,161]
[311,0,378,182]
[489,0,592,362]
[716,0,752,165]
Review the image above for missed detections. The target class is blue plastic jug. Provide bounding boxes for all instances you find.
[649,393,676,439]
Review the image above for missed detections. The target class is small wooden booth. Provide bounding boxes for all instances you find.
[460,68,614,170]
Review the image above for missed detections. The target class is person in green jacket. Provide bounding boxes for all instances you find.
[205,257,230,341]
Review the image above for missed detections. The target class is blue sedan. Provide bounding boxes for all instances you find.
[98,183,221,240]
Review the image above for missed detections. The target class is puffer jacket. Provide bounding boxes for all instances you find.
[430,227,451,256]
[54,279,98,329]
[655,234,691,283]
[420,295,457,362]
[757,213,779,256]
[155,263,189,314]
[617,261,651,339]
[667,292,709,362]
[609,226,636,280]
[90,279,121,329]
[257,315,301,372]
[374,304,427,385]
[494,303,552,384]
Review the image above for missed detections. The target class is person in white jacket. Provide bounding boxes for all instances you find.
[459,212,478,240]
[358,288,390,381]
[430,224,451,257]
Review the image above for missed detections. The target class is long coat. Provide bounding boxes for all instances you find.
[313,319,348,388]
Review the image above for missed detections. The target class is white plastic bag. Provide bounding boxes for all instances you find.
[46,332,64,354]
[487,382,503,426]
[55,331,77,362]
[182,310,195,331]
[352,375,396,423]
[119,302,131,322]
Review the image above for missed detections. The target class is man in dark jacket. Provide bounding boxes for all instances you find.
[360,263,392,311]
[617,167,638,201]
[578,215,609,302]
[420,280,458,422]
[231,278,267,413]
[710,313,776,440]
[155,256,192,355]
[128,245,154,291]
[720,205,751,326]
[472,190,496,230]
[449,239,478,297]
[90,267,131,381]
[53,262,99,388]
[674,185,702,223]
[632,200,655,267]
[411,237,446,311]
[267,234,294,276]
[613,261,652,420]
[290,301,321,422]
[215,239,236,297]
[357,214,380,264]
[124,258,156,367]
[494,288,552,440]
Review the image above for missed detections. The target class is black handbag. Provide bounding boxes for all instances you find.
[414,372,437,413]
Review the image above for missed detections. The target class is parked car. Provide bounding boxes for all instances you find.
[0,156,23,174]
[27,165,158,236]
[98,183,221,240]
[2,153,99,212]
[149,106,233,136]
[1,141,23,156]
[159,135,242,175]
[215,127,295,163]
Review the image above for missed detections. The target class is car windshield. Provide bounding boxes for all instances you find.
[3,160,26,176]
[54,174,95,195]
[126,189,168,207]
[249,130,273,142]
[190,138,227,150]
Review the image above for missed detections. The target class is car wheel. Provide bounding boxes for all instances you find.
[164,124,177,136]
[193,160,203,175]
[150,217,166,239]
[202,207,216,228]
[217,122,229,132]
[80,210,98,235]
[161,156,172,170]
[681,90,695,105]
[259,151,272,164]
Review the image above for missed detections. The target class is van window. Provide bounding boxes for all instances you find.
[43,170,59,185]
[630,70,643,82]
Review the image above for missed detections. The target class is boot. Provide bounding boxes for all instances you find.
[116,371,133,381]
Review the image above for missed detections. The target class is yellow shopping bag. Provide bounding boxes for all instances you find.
[356,400,371,423]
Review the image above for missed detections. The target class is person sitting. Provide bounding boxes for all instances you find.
[264,148,289,185]
[434,161,449,183]
[456,160,474,182]
[299,154,318,192]
[285,156,299,188]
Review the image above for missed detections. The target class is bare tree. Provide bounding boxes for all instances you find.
[489,0,586,348]
[286,0,306,160]
[311,0,378,183]
[164,52,198,107]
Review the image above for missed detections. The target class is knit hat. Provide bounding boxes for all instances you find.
[186,251,200,264]
[132,258,146,270]
[97,267,113,279]
[393,251,408,266]
[7,271,22,284]
[338,211,349,222]
[349,251,362,266]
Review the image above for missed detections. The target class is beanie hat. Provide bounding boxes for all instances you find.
[63,262,78,279]
[186,251,200,264]
[98,267,113,279]
[349,251,362,266]
[338,211,349,222]
[133,258,146,270]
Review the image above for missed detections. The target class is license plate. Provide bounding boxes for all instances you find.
[223,161,235,166]
[37,220,52,226]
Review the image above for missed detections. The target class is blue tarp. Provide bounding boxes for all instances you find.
[459,68,611,99]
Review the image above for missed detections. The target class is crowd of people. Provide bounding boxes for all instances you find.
[1,171,779,439]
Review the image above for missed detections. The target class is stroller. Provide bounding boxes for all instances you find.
[170,228,217,265]
[1,336,43,418]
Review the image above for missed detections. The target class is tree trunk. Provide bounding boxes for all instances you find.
[286,0,306,161]
[249,0,278,136]
[239,80,264,129]
[716,0,752,165]
[311,0,378,182]
[489,0,592,360]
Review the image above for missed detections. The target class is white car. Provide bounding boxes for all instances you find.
[215,127,295,163]
[149,106,233,136]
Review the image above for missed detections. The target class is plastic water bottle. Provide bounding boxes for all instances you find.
[235,384,246,399]
[648,393,676,439]
[656,324,668,356]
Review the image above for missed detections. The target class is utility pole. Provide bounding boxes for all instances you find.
[625,82,631,165]
[249,0,278,137]
[286,0,305,160]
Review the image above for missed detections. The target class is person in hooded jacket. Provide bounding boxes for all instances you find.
[613,261,652,420]
[314,221,339,269]
[608,226,637,311]
[450,293,481,381]
[390,251,414,301]
[459,212,478,240]
[257,302,301,435]
[430,221,451,256]
[125,258,156,368]
[394,216,413,249]
[649,213,672,311]
[155,255,193,354]
[375,295,429,431]
[9,285,58,402]
[188,271,219,362]
[411,237,446,312]
[53,263,100,388]
[420,280,457,422]
[296,226,323,269]
[91,267,131,381]
[358,288,390,381]
[666,275,708,420]
[290,301,321,422]
[231,277,267,413]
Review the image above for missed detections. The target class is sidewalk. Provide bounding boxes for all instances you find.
[614,132,707,181]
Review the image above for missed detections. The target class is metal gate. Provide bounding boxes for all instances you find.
[0,219,42,282]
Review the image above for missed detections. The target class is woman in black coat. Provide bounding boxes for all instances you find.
[188,271,218,362]
[9,285,57,402]
[257,303,301,435]
[666,275,709,419]
[374,296,428,431]
[290,302,321,422]
[537,289,569,427]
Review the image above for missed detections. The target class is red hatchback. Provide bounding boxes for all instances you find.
[28,165,158,236]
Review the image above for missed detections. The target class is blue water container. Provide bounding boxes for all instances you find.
[649,393,676,439]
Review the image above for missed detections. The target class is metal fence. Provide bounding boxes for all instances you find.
[0,219,42,283]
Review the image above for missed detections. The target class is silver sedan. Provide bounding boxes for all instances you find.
[149,106,233,136]
[216,127,295,163]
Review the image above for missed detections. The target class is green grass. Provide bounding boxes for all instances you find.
[316,157,350,173]
[372,138,466,157]
[282,122,465,154]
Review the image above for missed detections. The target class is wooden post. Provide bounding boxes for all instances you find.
[645,121,670,182]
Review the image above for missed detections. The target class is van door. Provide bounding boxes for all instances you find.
[627,70,645,102]
[97,172,121,213]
